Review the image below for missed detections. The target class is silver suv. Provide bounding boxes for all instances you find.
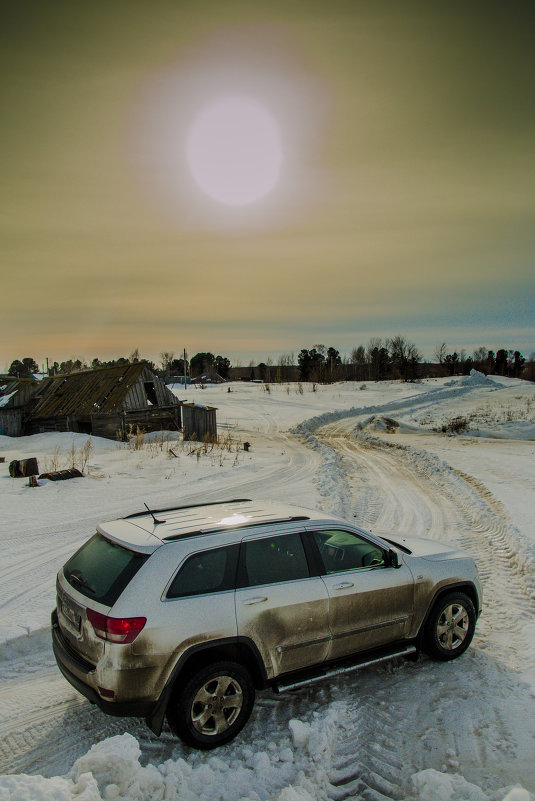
[52,499,482,749]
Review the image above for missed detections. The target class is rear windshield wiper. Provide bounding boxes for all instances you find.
[68,570,96,595]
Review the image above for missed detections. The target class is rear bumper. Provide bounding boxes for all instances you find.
[51,609,155,719]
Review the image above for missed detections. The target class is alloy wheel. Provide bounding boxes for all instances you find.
[436,602,470,650]
[191,675,243,735]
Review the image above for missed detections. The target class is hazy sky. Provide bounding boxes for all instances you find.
[2,0,534,367]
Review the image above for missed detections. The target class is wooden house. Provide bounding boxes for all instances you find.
[0,377,39,437]
[22,363,182,440]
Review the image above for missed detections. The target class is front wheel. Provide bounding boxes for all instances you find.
[167,661,255,749]
[423,592,476,661]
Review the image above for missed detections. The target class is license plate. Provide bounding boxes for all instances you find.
[59,595,81,630]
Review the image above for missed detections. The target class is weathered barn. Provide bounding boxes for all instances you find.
[22,363,182,440]
[0,377,39,437]
[182,403,217,441]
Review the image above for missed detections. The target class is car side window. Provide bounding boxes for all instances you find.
[167,544,239,599]
[312,529,385,574]
[241,532,309,587]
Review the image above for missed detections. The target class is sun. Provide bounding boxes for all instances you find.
[186,95,282,207]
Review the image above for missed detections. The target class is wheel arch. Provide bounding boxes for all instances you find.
[146,637,266,736]
[175,638,267,688]
[417,581,480,640]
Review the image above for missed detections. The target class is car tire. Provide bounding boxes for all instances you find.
[423,592,476,661]
[167,661,255,749]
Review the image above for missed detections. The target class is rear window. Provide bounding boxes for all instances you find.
[63,533,149,606]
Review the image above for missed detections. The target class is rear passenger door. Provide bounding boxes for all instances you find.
[153,544,240,657]
[308,528,414,660]
[235,530,330,677]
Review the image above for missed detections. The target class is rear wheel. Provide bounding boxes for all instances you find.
[166,661,255,749]
[423,592,476,661]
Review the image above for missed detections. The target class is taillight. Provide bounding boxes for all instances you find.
[86,609,146,643]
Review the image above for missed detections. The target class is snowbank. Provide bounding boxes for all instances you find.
[411,769,532,801]
[0,707,343,801]
[355,415,421,435]
[445,369,502,389]
[468,421,535,441]
[1,731,532,801]
[356,414,400,433]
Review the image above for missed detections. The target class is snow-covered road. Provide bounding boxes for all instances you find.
[1,376,534,800]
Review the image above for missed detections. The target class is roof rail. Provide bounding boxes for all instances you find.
[124,499,252,520]
[162,515,310,541]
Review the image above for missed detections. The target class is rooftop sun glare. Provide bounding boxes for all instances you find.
[219,513,252,526]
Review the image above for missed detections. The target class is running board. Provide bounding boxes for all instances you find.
[273,645,418,693]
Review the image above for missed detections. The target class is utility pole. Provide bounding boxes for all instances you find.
[183,348,187,387]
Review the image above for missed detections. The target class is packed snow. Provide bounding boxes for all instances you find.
[1,377,534,800]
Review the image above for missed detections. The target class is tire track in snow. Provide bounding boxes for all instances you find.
[304,418,535,798]
[318,422,535,628]
[0,636,147,776]
[349,433,535,627]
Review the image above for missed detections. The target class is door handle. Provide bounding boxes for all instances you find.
[333,581,354,589]
[243,596,268,605]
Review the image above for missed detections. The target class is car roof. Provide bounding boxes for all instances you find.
[97,499,336,553]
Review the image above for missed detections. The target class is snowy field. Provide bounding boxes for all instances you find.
[1,375,534,801]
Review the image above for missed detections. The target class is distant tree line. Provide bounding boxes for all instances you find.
[346,340,533,382]
[432,344,526,379]
[5,349,232,380]
[160,351,231,378]
[6,340,534,383]
[345,336,422,382]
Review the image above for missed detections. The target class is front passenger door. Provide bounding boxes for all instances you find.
[309,529,414,660]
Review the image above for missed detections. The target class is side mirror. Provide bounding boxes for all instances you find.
[389,549,403,568]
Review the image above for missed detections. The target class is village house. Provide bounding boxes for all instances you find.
[16,363,183,440]
[0,376,39,437]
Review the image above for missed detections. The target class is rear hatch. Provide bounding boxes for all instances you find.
[57,533,150,664]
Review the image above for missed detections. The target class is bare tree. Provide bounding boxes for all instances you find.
[472,347,487,372]
[278,353,294,367]
[350,345,367,380]
[388,335,421,381]
[434,342,447,364]
[351,345,366,364]
[366,337,383,359]
[160,352,174,372]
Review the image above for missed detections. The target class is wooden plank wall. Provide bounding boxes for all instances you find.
[122,368,179,411]
[182,405,217,441]
[123,407,181,434]
[25,417,70,435]
[92,416,123,440]
[0,410,23,436]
